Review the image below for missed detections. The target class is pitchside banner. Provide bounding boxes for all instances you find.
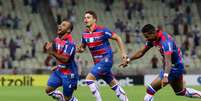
[0,75,144,87]
[144,75,201,86]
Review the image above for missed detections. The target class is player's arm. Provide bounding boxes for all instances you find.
[50,51,70,63]
[110,34,127,58]
[77,37,86,53]
[129,46,150,61]
[45,42,70,63]
[119,45,150,68]
[44,55,53,66]
[164,53,172,74]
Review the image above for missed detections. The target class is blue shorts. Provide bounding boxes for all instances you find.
[47,69,78,97]
[91,57,114,84]
[160,64,184,81]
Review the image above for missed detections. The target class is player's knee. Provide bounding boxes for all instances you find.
[175,89,186,96]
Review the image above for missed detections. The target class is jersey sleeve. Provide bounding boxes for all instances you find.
[161,40,173,55]
[144,41,154,48]
[62,43,76,57]
[103,28,115,39]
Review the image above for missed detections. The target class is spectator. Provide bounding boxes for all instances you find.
[12,15,21,29]
[56,12,62,24]
[70,0,76,7]
[23,0,29,6]
[114,18,124,33]
[2,37,7,48]
[5,14,13,28]
[1,56,6,69]
[26,21,33,39]
[172,18,180,35]
[31,0,39,13]
[192,25,200,48]
[31,40,36,57]
[49,0,58,8]
[1,55,13,69]
[127,3,133,20]
[136,0,144,20]
[103,0,113,12]
[57,0,63,8]
[19,50,31,61]
[124,21,131,44]
[151,55,159,69]
[36,31,42,41]
[11,0,16,11]
[8,38,20,60]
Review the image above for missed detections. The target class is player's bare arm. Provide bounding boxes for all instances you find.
[120,46,150,68]
[110,34,127,61]
[162,53,172,85]
[44,42,70,63]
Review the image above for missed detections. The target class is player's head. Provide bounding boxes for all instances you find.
[57,20,73,35]
[141,24,157,41]
[84,10,97,27]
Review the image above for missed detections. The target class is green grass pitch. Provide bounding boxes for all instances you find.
[0,86,201,101]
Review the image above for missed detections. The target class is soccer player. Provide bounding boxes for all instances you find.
[120,24,201,101]
[77,10,129,101]
[44,20,79,101]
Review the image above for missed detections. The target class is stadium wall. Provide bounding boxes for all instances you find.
[0,75,201,87]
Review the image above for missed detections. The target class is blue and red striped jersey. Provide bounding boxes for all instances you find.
[53,34,78,75]
[145,31,183,66]
[81,25,115,64]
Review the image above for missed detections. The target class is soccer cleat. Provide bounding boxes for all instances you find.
[185,88,201,98]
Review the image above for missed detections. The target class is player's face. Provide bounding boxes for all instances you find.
[84,13,96,27]
[143,33,157,41]
[57,21,70,35]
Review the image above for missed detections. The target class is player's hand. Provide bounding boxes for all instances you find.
[76,46,85,53]
[51,66,58,71]
[45,42,53,54]
[161,74,169,87]
[119,57,130,68]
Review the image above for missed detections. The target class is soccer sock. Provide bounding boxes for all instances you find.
[48,90,65,101]
[111,84,129,101]
[69,96,78,101]
[144,85,156,101]
[144,93,154,101]
[184,88,201,98]
[86,80,102,101]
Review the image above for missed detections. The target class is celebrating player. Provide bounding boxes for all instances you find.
[120,24,201,101]
[77,10,129,101]
[44,20,79,101]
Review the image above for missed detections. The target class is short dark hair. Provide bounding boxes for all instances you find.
[85,10,97,20]
[62,19,73,33]
[141,24,155,34]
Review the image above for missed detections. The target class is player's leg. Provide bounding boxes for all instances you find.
[108,77,129,101]
[62,75,78,101]
[170,75,201,98]
[144,75,168,101]
[46,71,64,101]
[85,65,102,101]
